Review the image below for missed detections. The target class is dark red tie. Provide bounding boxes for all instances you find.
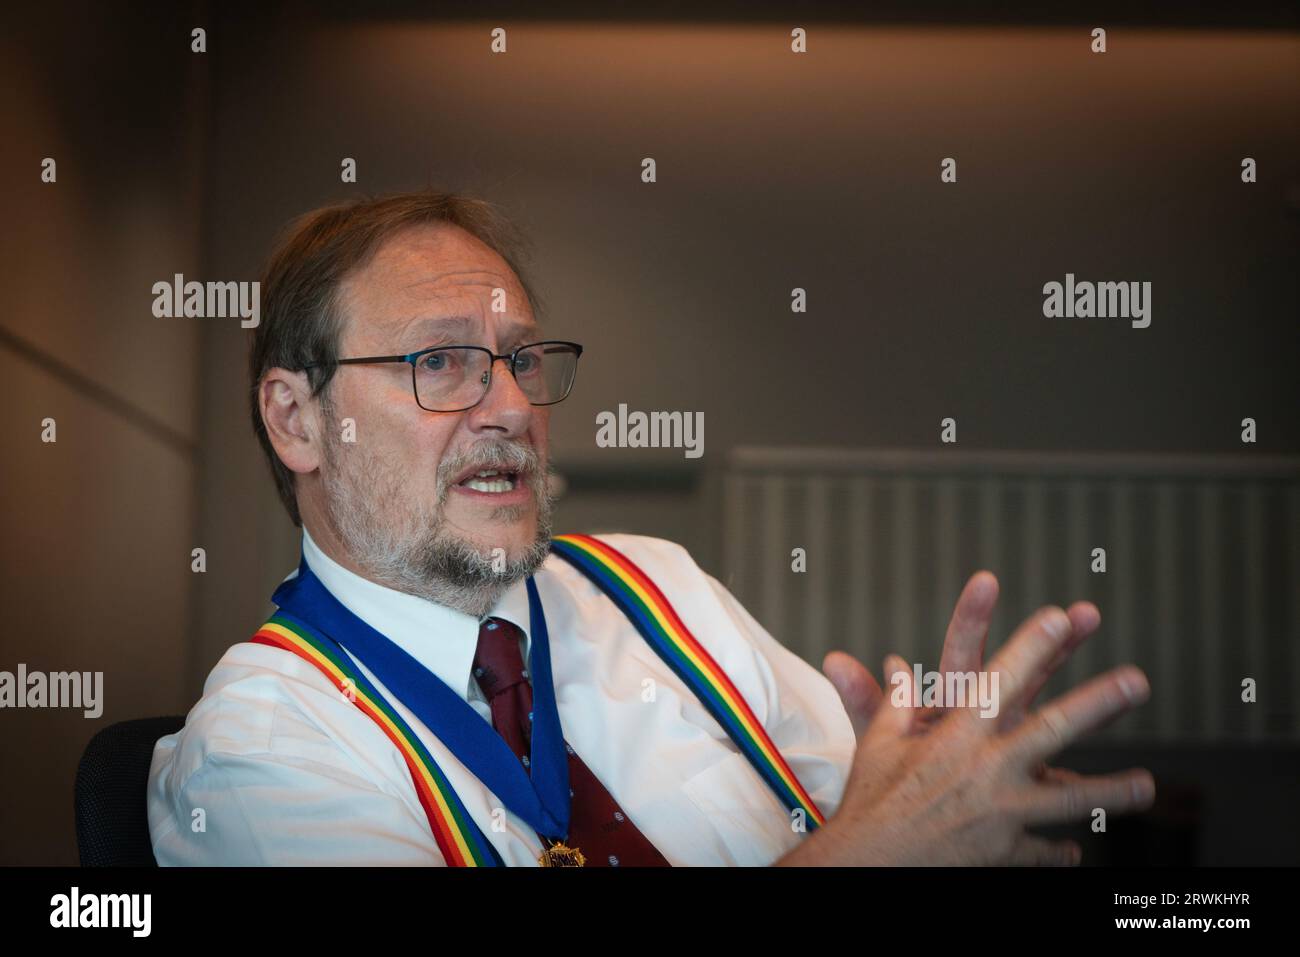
[472,616,670,866]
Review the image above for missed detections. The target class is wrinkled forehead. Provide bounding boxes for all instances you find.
[337,223,536,353]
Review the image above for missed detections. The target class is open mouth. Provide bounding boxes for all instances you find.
[455,468,521,494]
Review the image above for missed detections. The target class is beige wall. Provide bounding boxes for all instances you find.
[0,6,207,864]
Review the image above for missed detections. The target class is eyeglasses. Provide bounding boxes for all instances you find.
[304,340,583,413]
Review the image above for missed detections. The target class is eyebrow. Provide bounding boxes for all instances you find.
[402,314,541,349]
[404,315,475,339]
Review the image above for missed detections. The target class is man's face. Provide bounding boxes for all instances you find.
[311,223,554,608]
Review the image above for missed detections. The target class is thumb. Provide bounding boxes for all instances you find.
[822,650,882,739]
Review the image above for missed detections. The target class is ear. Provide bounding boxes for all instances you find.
[259,368,326,477]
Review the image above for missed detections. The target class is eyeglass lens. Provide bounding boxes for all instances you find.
[413,343,579,411]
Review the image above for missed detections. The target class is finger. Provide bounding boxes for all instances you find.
[1005,834,1081,866]
[1018,767,1157,826]
[822,650,883,739]
[1005,665,1152,765]
[1037,765,1083,785]
[1066,601,1101,642]
[981,606,1076,716]
[870,653,919,738]
[938,570,999,675]
[1000,601,1102,729]
[1051,602,1101,675]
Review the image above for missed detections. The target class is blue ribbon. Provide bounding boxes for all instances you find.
[271,553,572,841]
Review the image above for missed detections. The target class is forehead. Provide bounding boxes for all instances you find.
[338,222,535,348]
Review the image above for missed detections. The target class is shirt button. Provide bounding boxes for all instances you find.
[521,755,530,767]
[473,667,485,678]
[485,621,499,630]
[608,855,620,866]
[613,811,625,822]
[521,668,530,680]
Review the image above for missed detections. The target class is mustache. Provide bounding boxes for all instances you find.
[435,439,546,491]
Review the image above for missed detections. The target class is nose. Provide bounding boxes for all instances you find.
[465,356,533,436]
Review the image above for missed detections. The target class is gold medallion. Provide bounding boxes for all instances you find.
[539,840,586,867]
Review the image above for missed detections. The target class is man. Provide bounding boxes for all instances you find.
[148,191,1155,866]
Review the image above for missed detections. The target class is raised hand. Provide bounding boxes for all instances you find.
[782,605,1154,866]
[823,570,1100,737]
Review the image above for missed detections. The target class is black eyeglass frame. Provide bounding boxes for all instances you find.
[302,340,584,413]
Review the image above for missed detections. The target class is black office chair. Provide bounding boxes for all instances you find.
[74,715,186,866]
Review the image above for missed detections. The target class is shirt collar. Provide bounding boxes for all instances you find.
[301,527,533,703]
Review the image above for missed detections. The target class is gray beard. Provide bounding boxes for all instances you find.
[318,406,554,619]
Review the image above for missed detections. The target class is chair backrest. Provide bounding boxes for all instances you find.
[75,715,187,867]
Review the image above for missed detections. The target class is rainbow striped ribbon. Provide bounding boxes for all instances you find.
[250,613,500,866]
[549,533,827,829]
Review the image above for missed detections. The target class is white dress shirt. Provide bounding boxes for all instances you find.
[148,531,857,866]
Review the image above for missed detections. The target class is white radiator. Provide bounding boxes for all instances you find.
[721,448,1300,743]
